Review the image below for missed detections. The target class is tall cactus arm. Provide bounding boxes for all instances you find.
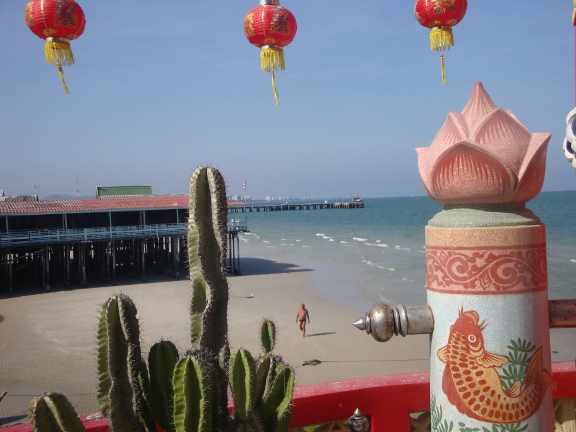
[148,340,179,432]
[188,166,229,355]
[188,167,231,431]
[172,356,212,432]
[29,392,86,432]
[229,348,256,422]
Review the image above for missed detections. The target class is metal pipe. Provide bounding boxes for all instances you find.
[549,299,576,328]
[354,299,576,344]
[353,303,434,342]
[354,300,576,342]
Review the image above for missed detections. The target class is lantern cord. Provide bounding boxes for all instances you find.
[57,64,70,96]
[440,55,446,86]
[271,73,279,106]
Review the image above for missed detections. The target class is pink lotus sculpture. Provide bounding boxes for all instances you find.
[416,82,550,206]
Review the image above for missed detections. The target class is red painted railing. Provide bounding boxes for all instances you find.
[3,362,576,432]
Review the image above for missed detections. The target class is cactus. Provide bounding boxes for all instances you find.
[188,166,229,355]
[260,319,276,354]
[29,392,86,432]
[187,166,231,431]
[147,340,179,432]
[230,320,295,432]
[28,167,295,432]
[96,293,156,432]
[172,355,213,432]
[229,348,257,423]
[261,363,295,432]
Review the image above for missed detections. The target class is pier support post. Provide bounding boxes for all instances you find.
[44,245,50,292]
[140,239,146,282]
[65,243,70,288]
[8,248,13,294]
[80,243,87,288]
[172,236,179,279]
[111,240,116,285]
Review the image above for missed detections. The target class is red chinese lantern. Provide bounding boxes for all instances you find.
[25,0,86,95]
[414,0,467,86]
[244,0,297,105]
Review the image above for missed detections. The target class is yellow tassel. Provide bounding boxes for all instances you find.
[271,73,279,106]
[260,47,285,73]
[440,54,446,86]
[45,38,75,66]
[57,64,70,95]
[430,27,454,52]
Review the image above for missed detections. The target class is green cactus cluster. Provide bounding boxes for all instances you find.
[28,167,295,432]
[228,320,294,432]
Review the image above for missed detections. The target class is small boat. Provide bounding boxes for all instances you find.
[352,195,363,203]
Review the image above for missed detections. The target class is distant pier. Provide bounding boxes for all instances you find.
[227,200,364,213]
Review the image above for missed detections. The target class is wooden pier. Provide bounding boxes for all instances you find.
[0,195,250,293]
[228,200,364,213]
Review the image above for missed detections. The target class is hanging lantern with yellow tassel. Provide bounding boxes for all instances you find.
[25,0,86,95]
[244,0,297,105]
[414,0,467,86]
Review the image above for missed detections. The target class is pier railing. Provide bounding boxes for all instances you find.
[0,224,187,246]
[228,201,364,213]
[228,218,248,232]
[1,220,251,247]
[2,362,575,431]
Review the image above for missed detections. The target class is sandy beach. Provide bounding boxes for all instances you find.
[0,248,430,426]
[2,241,575,427]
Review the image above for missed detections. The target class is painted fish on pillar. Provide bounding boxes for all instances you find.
[438,309,551,425]
[417,83,553,431]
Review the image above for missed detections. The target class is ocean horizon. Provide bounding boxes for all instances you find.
[238,191,576,312]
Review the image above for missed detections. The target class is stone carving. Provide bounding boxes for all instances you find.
[417,82,551,206]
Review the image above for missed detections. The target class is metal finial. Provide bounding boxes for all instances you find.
[353,316,367,331]
[346,408,369,432]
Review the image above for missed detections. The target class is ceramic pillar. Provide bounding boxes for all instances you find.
[426,209,552,430]
[417,83,553,430]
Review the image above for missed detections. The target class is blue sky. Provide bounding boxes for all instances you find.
[1,1,575,200]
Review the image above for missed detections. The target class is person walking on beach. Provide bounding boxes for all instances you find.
[296,303,310,337]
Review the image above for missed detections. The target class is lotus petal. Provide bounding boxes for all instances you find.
[416,82,550,206]
[514,133,549,203]
[461,82,498,128]
[428,142,517,205]
[472,108,531,174]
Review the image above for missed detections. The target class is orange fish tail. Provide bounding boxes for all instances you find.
[525,348,552,405]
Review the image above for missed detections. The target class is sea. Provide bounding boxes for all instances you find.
[237,191,576,314]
